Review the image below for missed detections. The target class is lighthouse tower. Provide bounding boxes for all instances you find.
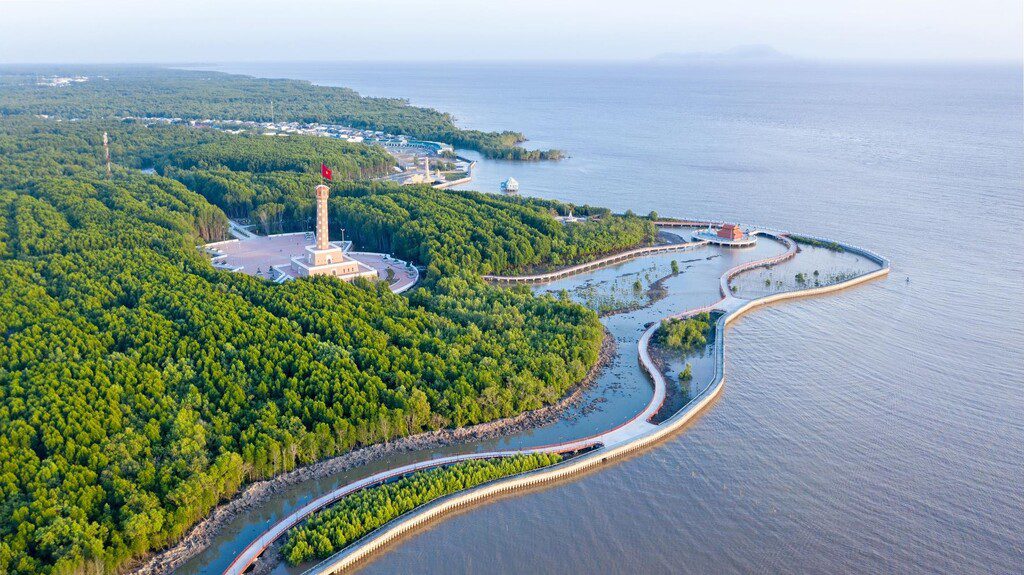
[291,184,378,281]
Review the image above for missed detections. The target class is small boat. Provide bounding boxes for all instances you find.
[500,177,519,194]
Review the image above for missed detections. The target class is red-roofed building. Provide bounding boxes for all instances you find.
[717,223,743,241]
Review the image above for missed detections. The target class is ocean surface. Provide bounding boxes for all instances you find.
[190,61,1024,574]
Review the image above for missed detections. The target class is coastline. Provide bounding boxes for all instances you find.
[484,238,709,284]
[128,331,615,575]
[6,60,1018,575]
[150,225,888,575]
[274,229,890,575]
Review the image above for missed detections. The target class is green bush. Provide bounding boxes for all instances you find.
[655,312,713,355]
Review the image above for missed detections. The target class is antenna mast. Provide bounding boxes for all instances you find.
[103,131,111,178]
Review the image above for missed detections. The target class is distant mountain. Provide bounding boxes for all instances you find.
[652,45,793,62]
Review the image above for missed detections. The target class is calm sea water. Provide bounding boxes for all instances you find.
[194,62,1024,574]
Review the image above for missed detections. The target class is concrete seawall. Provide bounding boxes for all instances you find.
[719,231,797,298]
[483,239,710,284]
[293,234,890,575]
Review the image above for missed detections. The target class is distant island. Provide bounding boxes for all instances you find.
[652,44,793,62]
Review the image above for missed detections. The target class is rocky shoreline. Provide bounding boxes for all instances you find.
[128,330,616,575]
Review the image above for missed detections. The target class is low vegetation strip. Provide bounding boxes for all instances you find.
[282,454,562,565]
[789,234,844,252]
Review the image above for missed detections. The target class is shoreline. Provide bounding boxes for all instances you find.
[127,331,616,575]
[274,229,890,575]
[485,238,709,284]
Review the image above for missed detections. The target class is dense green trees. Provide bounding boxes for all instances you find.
[282,454,562,565]
[168,167,656,278]
[168,168,341,228]
[0,189,599,572]
[0,78,632,572]
[655,312,714,355]
[331,185,656,280]
[154,131,394,177]
[0,66,562,160]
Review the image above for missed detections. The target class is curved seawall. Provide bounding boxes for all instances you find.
[227,230,890,575]
[482,239,709,283]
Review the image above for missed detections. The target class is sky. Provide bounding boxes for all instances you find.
[0,0,1020,63]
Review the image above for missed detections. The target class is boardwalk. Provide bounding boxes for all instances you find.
[222,228,890,575]
[483,240,709,284]
[719,231,798,299]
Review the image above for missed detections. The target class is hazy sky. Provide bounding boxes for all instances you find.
[1,0,1020,63]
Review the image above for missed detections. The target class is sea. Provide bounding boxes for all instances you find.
[183,61,1024,574]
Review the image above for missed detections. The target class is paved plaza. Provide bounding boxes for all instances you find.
[348,252,419,293]
[206,233,419,293]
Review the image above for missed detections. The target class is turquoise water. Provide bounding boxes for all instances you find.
[191,62,1023,574]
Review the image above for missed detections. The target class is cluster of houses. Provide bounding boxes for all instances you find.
[36,75,91,87]
[119,115,454,153]
[120,115,468,188]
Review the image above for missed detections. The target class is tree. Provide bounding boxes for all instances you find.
[679,363,693,382]
[0,81,635,575]
[281,455,560,565]
[253,202,285,234]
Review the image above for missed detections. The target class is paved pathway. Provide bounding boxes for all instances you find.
[348,252,419,294]
[483,240,709,283]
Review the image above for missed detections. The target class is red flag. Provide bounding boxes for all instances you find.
[321,163,333,181]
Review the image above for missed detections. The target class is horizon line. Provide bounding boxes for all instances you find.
[2,56,1022,67]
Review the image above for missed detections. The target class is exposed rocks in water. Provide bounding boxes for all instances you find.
[250,539,284,575]
[127,331,616,575]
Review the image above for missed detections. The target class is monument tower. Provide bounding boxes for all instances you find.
[290,184,378,281]
[315,184,331,250]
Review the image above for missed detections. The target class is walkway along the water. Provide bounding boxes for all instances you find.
[223,228,890,575]
[482,239,710,283]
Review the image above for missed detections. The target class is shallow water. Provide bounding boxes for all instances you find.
[178,237,789,574]
[729,242,878,298]
[192,61,1023,574]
